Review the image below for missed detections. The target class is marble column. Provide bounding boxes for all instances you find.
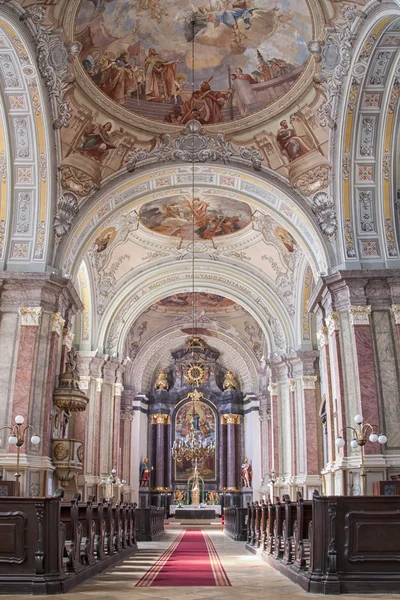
[288,379,297,476]
[151,413,170,491]
[112,379,124,474]
[268,383,279,473]
[219,418,227,489]
[349,306,380,455]
[100,359,120,476]
[301,376,319,475]
[222,413,241,491]
[316,326,335,466]
[391,305,400,342]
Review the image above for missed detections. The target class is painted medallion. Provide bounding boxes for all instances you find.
[76,0,312,125]
[139,195,252,239]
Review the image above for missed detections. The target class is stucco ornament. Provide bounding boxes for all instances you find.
[53,192,79,240]
[125,120,262,172]
[21,5,80,129]
[309,5,364,129]
[312,192,337,240]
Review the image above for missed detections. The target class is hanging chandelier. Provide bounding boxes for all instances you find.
[171,390,215,464]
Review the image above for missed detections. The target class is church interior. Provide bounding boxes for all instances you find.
[1,0,400,598]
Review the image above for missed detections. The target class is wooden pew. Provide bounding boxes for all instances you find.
[265,499,276,555]
[261,499,268,551]
[292,494,313,571]
[60,495,84,574]
[255,501,262,548]
[282,493,298,565]
[272,496,284,559]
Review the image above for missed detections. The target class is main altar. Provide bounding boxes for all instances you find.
[140,337,251,511]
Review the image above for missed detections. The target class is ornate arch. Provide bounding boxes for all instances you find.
[335,1,400,266]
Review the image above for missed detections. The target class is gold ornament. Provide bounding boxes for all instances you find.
[184,363,208,386]
[53,442,69,461]
[155,368,169,390]
[223,370,237,390]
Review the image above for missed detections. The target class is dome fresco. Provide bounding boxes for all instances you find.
[76,0,312,125]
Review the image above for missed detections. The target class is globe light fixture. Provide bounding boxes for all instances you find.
[0,417,40,495]
[335,414,387,495]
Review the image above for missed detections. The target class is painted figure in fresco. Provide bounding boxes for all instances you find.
[276,119,311,162]
[145,48,180,102]
[185,3,257,42]
[79,121,116,160]
[181,80,231,125]
[235,67,256,84]
[94,228,116,253]
[140,458,151,487]
[86,0,115,19]
[241,457,252,488]
[100,51,137,104]
[275,226,296,253]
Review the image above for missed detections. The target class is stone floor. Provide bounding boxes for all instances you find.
[3,526,400,600]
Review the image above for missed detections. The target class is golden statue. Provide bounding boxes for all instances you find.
[207,490,219,505]
[173,489,185,505]
[154,368,169,390]
[223,370,237,390]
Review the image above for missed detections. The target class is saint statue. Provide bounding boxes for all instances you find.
[154,368,169,390]
[223,369,237,390]
[139,458,152,487]
[241,457,252,488]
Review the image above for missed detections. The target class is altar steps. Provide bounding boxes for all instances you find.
[167,518,222,527]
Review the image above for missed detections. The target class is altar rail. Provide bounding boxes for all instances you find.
[223,507,247,541]
[135,506,165,541]
[0,495,137,595]
[244,492,400,595]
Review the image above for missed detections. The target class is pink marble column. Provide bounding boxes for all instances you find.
[289,379,297,475]
[269,383,279,472]
[349,306,380,455]
[327,312,347,456]
[317,326,335,464]
[11,308,42,430]
[42,313,65,457]
[112,382,123,473]
[302,376,319,475]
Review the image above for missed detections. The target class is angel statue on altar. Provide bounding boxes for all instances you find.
[241,457,252,488]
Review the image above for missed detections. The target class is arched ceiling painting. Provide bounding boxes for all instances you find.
[76,0,312,126]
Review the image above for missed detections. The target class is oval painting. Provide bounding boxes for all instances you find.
[76,0,312,125]
[139,195,252,239]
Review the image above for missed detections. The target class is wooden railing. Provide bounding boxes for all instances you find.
[0,495,137,595]
[223,507,247,541]
[135,506,165,541]
[244,491,400,595]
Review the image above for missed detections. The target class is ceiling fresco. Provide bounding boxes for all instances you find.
[139,195,253,239]
[76,0,312,125]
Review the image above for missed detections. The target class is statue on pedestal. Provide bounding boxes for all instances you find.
[139,458,151,487]
[154,368,169,390]
[241,457,252,488]
[223,369,237,390]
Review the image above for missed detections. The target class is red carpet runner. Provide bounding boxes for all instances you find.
[135,529,231,587]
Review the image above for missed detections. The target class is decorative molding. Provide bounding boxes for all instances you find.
[221,413,241,425]
[309,5,364,129]
[392,305,400,325]
[326,312,340,335]
[302,375,318,390]
[268,382,278,395]
[358,191,374,232]
[18,306,42,327]
[125,120,262,172]
[78,375,90,391]
[349,305,371,326]
[51,312,65,336]
[62,327,74,350]
[114,382,123,397]
[150,413,171,425]
[317,326,329,348]
[312,192,337,239]
[22,5,80,129]
[344,218,356,258]
[53,193,79,241]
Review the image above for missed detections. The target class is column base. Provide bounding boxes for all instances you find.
[0,454,54,497]
[322,454,400,495]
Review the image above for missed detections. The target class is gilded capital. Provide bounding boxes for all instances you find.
[302,375,318,390]
[151,413,171,425]
[392,304,400,325]
[221,413,241,425]
[18,306,42,327]
[349,305,371,326]
[326,312,340,335]
[51,312,65,336]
